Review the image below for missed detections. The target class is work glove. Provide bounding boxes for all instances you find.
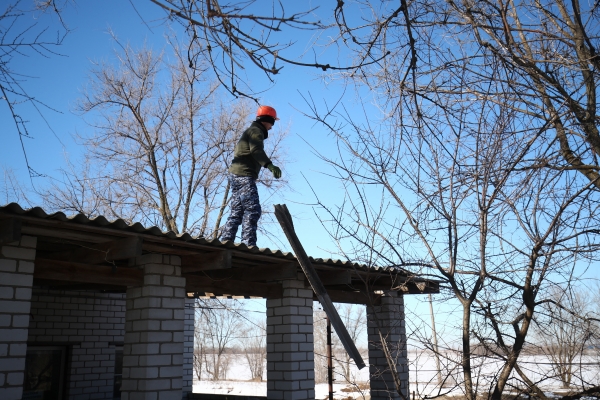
[267,164,282,179]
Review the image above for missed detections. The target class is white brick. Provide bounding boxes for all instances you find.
[6,372,24,385]
[0,273,33,287]
[19,236,37,248]
[0,287,14,299]
[17,261,34,274]
[1,246,35,260]
[15,287,32,300]
[0,259,17,272]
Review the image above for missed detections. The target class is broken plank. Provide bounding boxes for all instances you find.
[274,204,366,370]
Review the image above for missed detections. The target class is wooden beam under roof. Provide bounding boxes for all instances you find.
[193,262,297,282]
[34,259,143,286]
[181,250,232,272]
[0,217,21,244]
[41,236,143,264]
[316,269,351,286]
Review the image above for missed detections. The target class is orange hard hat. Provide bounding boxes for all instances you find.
[256,105,279,120]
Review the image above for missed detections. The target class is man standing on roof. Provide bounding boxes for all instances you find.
[220,105,282,247]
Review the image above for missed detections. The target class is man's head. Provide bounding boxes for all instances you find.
[256,105,279,130]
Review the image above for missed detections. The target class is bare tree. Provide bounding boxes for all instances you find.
[1,0,70,177]
[195,299,243,381]
[535,286,597,388]
[240,318,266,382]
[305,87,600,400]
[332,303,366,383]
[148,0,391,99]
[313,307,329,384]
[38,35,289,237]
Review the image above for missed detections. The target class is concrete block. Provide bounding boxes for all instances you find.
[132,343,160,355]
[267,315,282,325]
[159,365,183,378]
[0,273,33,288]
[297,289,313,299]
[282,315,309,325]
[282,288,298,298]
[0,259,17,272]
[297,306,312,315]
[274,380,299,391]
[0,357,25,372]
[160,343,183,355]
[274,324,297,334]
[0,328,28,342]
[132,320,160,333]
[131,366,159,379]
[274,306,297,316]
[1,246,35,260]
[0,314,11,326]
[299,361,314,370]
[19,235,37,249]
[0,387,23,400]
[0,344,7,356]
[18,261,35,274]
[141,308,173,320]
[282,333,306,343]
[0,287,14,299]
[283,370,307,381]
[282,352,307,362]
[161,297,184,309]
[9,343,27,357]
[138,354,172,366]
[141,286,173,298]
[282,297,306,307]
[133,297,162,309]
[163,276,185,288]
[274,343,298,352]
[137,377,171,390]
[158,389,183,400]
[143,275,162,286]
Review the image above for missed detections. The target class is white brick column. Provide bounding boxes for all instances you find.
[182,297,194,394]
[266,273,314,399]
[0,235,36,400]
[121,254,186,400]
[367,292,408,400]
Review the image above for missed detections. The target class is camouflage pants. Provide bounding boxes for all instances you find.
[220,174,262,247]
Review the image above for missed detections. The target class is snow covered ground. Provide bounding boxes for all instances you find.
[193,351,600,399]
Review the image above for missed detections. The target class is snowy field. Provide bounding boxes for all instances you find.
[193,351,600,399]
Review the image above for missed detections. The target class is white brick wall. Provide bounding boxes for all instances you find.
[121,254,186,400]
[367,292,408,400]
[28,289,126,400]
[266,273,315,399]
[0,235,36,400]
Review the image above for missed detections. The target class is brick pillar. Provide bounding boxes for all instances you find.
[266,273,314,399]
[182,297,194,395]
[367,292,408,400]
[0,235,36,400]
[121,254,186,400]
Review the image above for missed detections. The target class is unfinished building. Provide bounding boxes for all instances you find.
[0,203,438,399]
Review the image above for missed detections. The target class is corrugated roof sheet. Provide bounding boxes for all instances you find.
[0,202,413,275]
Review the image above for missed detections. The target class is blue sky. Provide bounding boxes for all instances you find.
[1,0,355,259]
